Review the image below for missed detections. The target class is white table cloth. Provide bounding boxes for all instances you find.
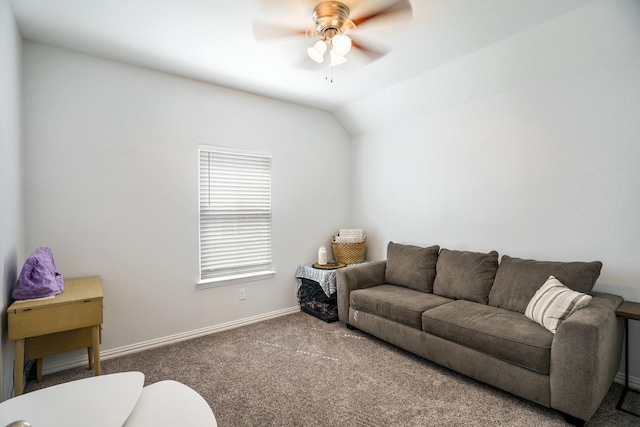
[295,263,339,297]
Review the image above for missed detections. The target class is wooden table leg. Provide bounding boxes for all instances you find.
[36,358,43,382]
[91,325,101,376]
[14,339,25,396]
[87,348,93,370]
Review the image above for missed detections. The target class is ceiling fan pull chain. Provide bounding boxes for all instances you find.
[324,46,329,82]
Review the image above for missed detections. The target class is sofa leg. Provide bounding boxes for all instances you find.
[564,414,585,427]
[346,323,357,330]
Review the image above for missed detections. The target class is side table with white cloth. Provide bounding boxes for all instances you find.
[296,263,340,304]
[296,263,342,322]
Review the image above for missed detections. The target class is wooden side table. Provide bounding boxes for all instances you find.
[616,300,640,416]
[7,276,103,396]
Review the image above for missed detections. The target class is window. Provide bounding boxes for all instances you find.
[198,146,274,288]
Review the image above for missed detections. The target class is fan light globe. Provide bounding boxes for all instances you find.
[307,40,327,63]
[331,34,352,56]
[329,49,347,67]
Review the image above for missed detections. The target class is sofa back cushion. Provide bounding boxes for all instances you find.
[488,255,603,313]
[385,242,440,293]
[432,249,499,304]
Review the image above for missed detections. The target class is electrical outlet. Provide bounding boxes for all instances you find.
[239,288,246,300]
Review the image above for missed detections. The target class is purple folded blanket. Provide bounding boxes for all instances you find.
[13,247,64,300]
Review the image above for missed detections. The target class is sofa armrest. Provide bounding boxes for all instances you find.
[336,261,386,324]
[550,292,624,422]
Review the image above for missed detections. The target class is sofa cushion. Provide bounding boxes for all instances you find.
[385,242,440,293]
[488,255,602,313]
[525,276,593,334]
[422,300,554,374]
[432,249,499,304]
[351,284,453,329]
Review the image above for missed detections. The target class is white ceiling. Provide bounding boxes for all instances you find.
[10,0,600,111]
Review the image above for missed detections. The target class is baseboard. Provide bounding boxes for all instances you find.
[41,305,300,375]
[614,371,640,390]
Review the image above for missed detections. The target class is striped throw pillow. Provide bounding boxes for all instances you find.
[525,276,592,334]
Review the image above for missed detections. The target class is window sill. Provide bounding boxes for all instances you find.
[197,270,276,290]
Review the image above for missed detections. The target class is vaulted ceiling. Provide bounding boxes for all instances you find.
[11,0,600,111]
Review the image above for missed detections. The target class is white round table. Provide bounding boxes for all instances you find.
[124,380,217,426]
[0,372,217,426]
[0,372,144,427]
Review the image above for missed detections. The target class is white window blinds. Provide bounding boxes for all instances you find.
[199,146,273,283]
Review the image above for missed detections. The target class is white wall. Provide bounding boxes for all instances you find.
[23,42,350,369]
[346,0,640,378]
[0,0,24,400]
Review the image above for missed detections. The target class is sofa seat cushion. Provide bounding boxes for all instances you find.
[422,300,554,374]
[351,284,453,329]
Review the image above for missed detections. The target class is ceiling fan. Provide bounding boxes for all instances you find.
[253,0,413,68]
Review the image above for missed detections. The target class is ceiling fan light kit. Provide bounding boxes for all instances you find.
[306,1,354,67]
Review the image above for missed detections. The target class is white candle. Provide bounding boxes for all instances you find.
[318,246,327,265]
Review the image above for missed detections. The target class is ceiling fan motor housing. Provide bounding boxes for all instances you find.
[313,1,355,40]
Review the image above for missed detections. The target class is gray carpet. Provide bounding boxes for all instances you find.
[25,312,640,426]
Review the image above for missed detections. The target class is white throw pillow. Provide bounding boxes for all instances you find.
[525,276,592,334]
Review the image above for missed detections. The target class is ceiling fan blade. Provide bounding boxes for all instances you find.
[351,38,390,62]
[295,54,323,70]
[253,21,311,41]
[351,0,412,28]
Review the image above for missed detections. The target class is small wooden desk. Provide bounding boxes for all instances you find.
[616,300,640,417]
[7,276,103,396]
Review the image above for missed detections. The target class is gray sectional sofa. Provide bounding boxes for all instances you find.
[336,242,624,425]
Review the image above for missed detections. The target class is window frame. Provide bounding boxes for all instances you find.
[197,145,275,289]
